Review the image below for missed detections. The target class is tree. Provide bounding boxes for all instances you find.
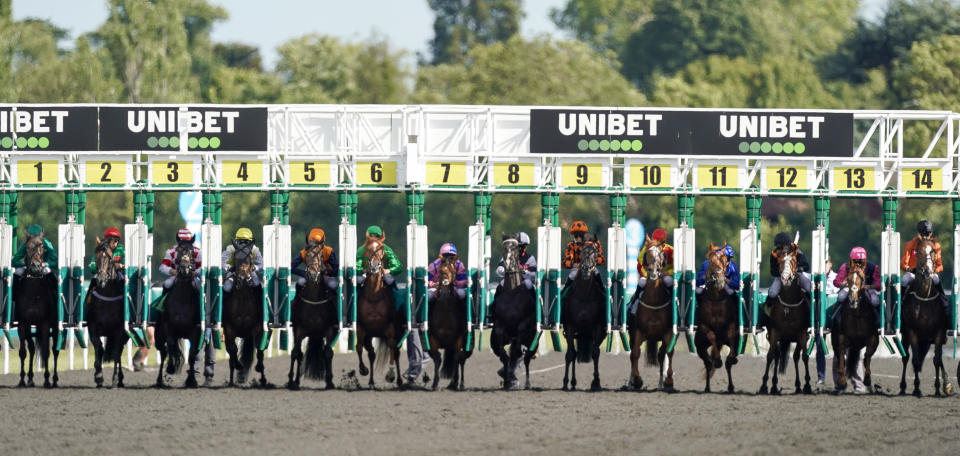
[550,0,653,56]
[214,42,263,71]
[413,36,644,105]
[427,0,523,64]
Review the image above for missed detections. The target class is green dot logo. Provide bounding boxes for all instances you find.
[147,137,159,148]
[750,142,761,153]
[1,137,12,148]
[609,139,621,152]
[210,137,221,149]
[795,142,806,154]
[738,142,750,153]
[158,136,170,148]
[588,139,599,151]
[760,142,771,153]
[38,137,49,149]
[772,142,783,153]
[188,137,199,149]
[16,137,27,148]
[170,136,180,148]
[783,142,795,154]
[621,139,632,151]
[198,137,210,149]
[577,139,588,151]
[26,137,38,148]
[599,140,610,151]
[631,139,642,151]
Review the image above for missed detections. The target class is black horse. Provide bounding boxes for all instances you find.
[85,237,129,388]
[154,241,203,388]
[759,243,813,395]
[222,240,268,387]
[426,254,471,390]
[899,237,951,396]
[830,263,879,392]
[287,242,338,390]
[489,233,538,389]
[560,234,607,391]
[14,234,60,388]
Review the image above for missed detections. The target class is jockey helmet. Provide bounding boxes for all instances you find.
[177,228,193,241]
[517,231,531,245]
[103,227,121,239]
[651,228,667,242]
[235,227,254,241]
[723,245,735,258]
[366,225,383,237]
[27,224,43,236]
[917,220,933,236]
[849,246,867,260]
[774,232,791,248]
[570,220,588,234]
[308,228,325,244]
[440,243,458,256]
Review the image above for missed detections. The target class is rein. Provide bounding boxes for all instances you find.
[92,290,124,302]
[639,298,671,310]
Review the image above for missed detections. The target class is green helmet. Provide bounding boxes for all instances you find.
[366,225,383,237]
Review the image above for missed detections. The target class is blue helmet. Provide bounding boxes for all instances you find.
[723,245,735,258]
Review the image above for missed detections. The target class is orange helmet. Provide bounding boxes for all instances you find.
[308,228,325,244]
[570,220,588,234]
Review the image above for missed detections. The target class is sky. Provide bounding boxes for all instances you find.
[13,0,887,70]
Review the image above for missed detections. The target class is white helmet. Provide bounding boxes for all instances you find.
[517,231,530,245]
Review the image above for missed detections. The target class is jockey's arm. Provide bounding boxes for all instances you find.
[290,253,305,277]
[324,249,339,276]
[899,238,914,273]
[454,261,468,288]
[562,242,576,269]
[220,246,233,272]
[11,242,26,268]
[727,262,741,290]
[832,263,846,289]
[427,260,439,288]
[934,242,944,273]
[695,260,708,286]
[596,241,605,265]
[253,246,264,272]
[158,248,175,277]
[663,246,675,275]
[869,264,882,290]
[382,246,403,276]
[43,238,58,269]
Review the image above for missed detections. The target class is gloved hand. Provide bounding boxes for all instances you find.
[42,266,51,275]
[496,266,505,277]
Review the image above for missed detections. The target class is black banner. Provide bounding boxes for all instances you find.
[99,106,267,151]
[530,109,854,157]
[0,106,97,151]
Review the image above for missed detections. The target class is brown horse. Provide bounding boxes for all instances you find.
[694,243,740,393]
[759,242,812,395]
[831,262,879,392]
[899,237,952,396]
[356,234,404,388]
[426,255,471,390]
[222,240,268,387]
[86,237,128,388]
[628,235,675,392]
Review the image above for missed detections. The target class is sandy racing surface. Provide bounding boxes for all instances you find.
[1,346,959,455]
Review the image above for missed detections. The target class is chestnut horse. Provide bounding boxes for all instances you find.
[628,235,675,392]
[694,243,740,393]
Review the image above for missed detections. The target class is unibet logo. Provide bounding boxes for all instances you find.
[719,115,825,139]
[557,113,661,137]
[126,110,240,134]
[0,110,69,133]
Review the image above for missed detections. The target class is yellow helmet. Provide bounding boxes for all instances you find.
[235,227,254,241]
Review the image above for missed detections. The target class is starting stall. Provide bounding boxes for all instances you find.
[262,192,293,352]
[606,194,628,351]
[124,191,153,349]
[57,193,88,366]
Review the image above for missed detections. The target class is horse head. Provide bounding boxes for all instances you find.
[643,234,664,281]
[500,233,522,288]
[438,254,458,289]
[706,242,729,292]
[26,235,46,277]
[175,241,196,281]
[303,240,326,284]
[846,261,866,309]
[95,236,118,288]
[578,234,599,281]
[363,235,385,277]
[232,239,256,287]
[777,243,798,286]
[914,237,938,286]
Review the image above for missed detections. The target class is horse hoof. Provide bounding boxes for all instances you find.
[96,383,103,389]
[899,388,907,396]
[17,380,25,387]
[117,382,125,388]
[631,379,644,391]
[325,382,336,390]
[359,366,369,376]
[385,369,396,383]
[728,385,736,394]
[590,380,601,391]
[562,384,568,391]
[663,385,676,394]
[758,386,768,395]
[185,378,198,389]
[945,383,954,395]
[43,381,52,389]
[803,385,813,395]
[795,387,802,395]
[286,382,300,391]
[913,389,922,398]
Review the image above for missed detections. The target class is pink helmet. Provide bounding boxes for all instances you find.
[439,242,458,256]
[849,247,867,260]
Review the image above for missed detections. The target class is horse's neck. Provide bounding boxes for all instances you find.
[642,278,664,303]
[363,273,386,299]
[504,271,523,290]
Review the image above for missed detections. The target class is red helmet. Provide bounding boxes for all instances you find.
[651,228,667,242]
[570,220,588,234]
[849,247,867,260]
[177,228,193,241]
[103,227,121,239]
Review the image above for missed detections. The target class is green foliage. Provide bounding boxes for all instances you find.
[549,0,653,55]
[427,0,523,64]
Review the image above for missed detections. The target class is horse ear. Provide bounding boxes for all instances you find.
[95,236,101,245]
[380,233,386,244]
[708,242,715,253]
[645,234,652,244]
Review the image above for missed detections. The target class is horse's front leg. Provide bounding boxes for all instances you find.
[224,329,239,386]
[801,333,812,394]
[760,332,776,394]
[629,328,644,390]
[355,327,369,377]
[287,333,302,390]
[90,326,105,387]
[864,335,879,393]
[590,338,602,391]
[38,326,52,388]
[933,340,945,396]
[724,323,739,393]
[185,332,200,388]
[562,333,575,391]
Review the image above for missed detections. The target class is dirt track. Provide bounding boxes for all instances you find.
[1,345,959,456]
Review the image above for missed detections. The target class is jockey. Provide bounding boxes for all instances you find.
[158,228,202,290]
[86,227,126,293]
[900,220,944,290]
[563,220,605,283]
[767,232,812,300]
[832,247,882,319]
[12,224,58,278]
[221,227,263,293]
[427,243,468,301]
[695,245,740,296]
[292,228,339,291]
[356,225,402,288]
[496,231,538,293]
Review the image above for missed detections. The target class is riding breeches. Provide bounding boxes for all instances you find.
[767,274,812,299]
[295,275,338,291]
[498,278,535,290]
[223,273,261,292]
[637,275,674,290]
[357,273,395,287]
[901,272,939,289]
[428,287,466,300]
[163,276,201,290]
[15,266,51,277]
[837,287,880,307]
[567,267,600,280]
[696,284,736,295]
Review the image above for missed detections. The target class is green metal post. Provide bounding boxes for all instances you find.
[339,190,358,349]
[813,193,831,356]
[673,190,696,352]
[608,193,627,352]
[405,190,426,348]
[882,196,904,354]
[742,191,761,354]
[541,192,562,350]
[59,191,87,349]
[469,192,492,352]
[1,191,18,340]
[201,191,224,349]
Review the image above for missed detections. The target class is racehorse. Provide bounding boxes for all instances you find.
[694,243,741,393]
[222,240,268,387]
[355,234,404,389]
[85,237,129,388]
[628,234,675,392]
[830,262,879,393]
[490,233,538,389]
[154,241,203,388]
[899,237,952,396]
[14,235,60,388]
[426,254,471,390]
[758,242,812,395]
[560,233,607,391]
[287,241,338,390]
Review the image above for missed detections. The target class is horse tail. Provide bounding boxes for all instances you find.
[441,348,457,379]
[303,337,327,380]
[239,337,256,379]
[166,340,184,375]
[576,334,594,364]
[645,337,659,366]
[777,340,791,374]
[845,345,862,379]
[374,337,390,371]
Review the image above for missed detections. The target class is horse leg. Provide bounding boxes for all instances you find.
[863,336,879,393]
[287,333,302,390]
[793,340,803,394]
[724,324,739,393]
[392,338,403,389]
[38,325,51,388]
[114,332,126,388]
[912,337,926,397]
[185,333,200,388]
[364,337,377,389]
[155,334,167,388]
[833,335,847,392]
[662,333,676,392]
[801,334,813,394]
[933,342,945,397]
[355,327,369,377]
[563,334,575,391]
[258,347,269,388]
[760,330,776,394]
[695,331,713,393]
[523,344,534,390]
[17,334,27,387]
[428,339,441,391]
[936,336,952,396]
[90,326,105,387]
[224,330,239,387]
[629,329,644,390]
[899,342,910,395]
